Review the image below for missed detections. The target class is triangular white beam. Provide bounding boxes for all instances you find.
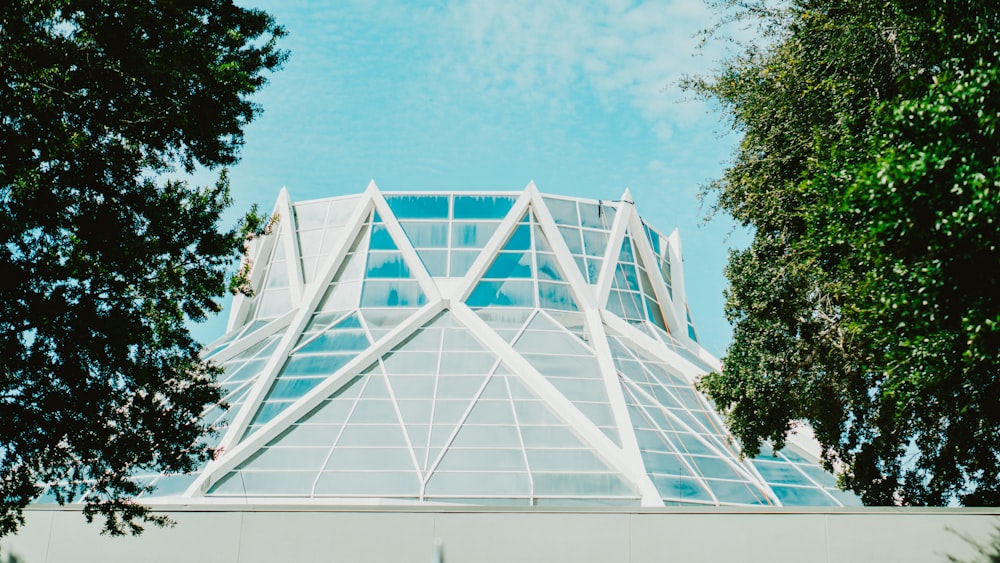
[205,183,378,461]
[450,302,663,506]
[623,192,684,337]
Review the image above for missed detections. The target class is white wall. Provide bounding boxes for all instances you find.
[3,506,1000,563]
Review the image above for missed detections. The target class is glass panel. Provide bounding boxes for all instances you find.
[484,252,532,278]
[538,282,577,311]
[453,195,516,219]
[369,224,397,250]
[314,470,420,496]
[365,252,411,278]
[652,475,714,502]
[586,258,602,284]
[542,197,579,226]
[582,230,609,257]
[361,280,425,307]
[451,222,500,248]
[400,221,449,248]
[579,201,615,229]
[770,485,838,506]
[448,250,480,277]
[467,280,534,307]
[557,226,584,254]
[385,195,449,219]
[535,253,563,282]
[294,201,329,230]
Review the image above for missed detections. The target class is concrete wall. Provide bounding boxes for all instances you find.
[3,506,999,563]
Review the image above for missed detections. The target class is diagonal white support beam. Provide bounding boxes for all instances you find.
[450,302,663,506]
[579,309,659,501]
[666,228,691,341]
[209,185,377,458]
[369,188,442,303]
[601,309,720,380]
[454,186,533,302]
[274,187,305,307]
[205,310,295,365]
[525,183,595,309]
[625,199,684,338]
[595,194,632,309]
[187,300,446,496]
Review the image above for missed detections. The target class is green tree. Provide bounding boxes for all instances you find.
[0,1,284,535]
[691,1,1000,505]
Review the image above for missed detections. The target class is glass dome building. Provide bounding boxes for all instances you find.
[144,182,856,507]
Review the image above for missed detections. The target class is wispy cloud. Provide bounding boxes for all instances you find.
[432,0,718,125]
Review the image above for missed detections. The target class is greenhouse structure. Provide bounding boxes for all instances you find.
[6,183,994,563]
[132,181,851,507]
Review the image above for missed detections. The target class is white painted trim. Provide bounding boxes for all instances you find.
[666,229,690,340]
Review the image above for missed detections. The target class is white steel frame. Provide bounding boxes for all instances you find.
[181,182,844,507]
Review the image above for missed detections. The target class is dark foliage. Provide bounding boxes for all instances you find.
[690,0,1000,505]
[0,0,284,535]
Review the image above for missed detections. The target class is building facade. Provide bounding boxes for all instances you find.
[136,181,854,507]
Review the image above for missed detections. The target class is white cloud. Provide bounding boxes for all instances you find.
[434,0,719,125]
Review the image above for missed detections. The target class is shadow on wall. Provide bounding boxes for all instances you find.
[946,525,1000,563]
[1,551,25,563]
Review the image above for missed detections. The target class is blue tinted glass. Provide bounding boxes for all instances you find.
[268,377,326,401]
[485,252,532,278]
[362,280,426,307]
[535,253,563,281]
[452,222,499,248]
[752,460,811,485]
[467,280,534,307]
[399,221,448,248]
[503,223,531,251]
[579,202,614,229]
[453,195,515,219]
[770,485,836,506]
[643,223,661,255]
[615,263,640,291]
[449,250,479,276]
[686,309,698,342]
[646,298,667,330]
[558,226,584,254]
[298,330,370,355]
[618,238,635,261]
[369,225,397,250]
[385,195,449,219]
[582,230,609,257]
[417,249,448,276]
[538,282,577,311]
[366,252,411,278]
[543,197,578,226]
[586,258,602,284]
[651,475,713,501]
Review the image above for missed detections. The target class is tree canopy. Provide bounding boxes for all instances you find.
[692,0,1000,505]
[0,1,284,535]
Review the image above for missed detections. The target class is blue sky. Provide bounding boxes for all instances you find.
[188,0,750,357]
